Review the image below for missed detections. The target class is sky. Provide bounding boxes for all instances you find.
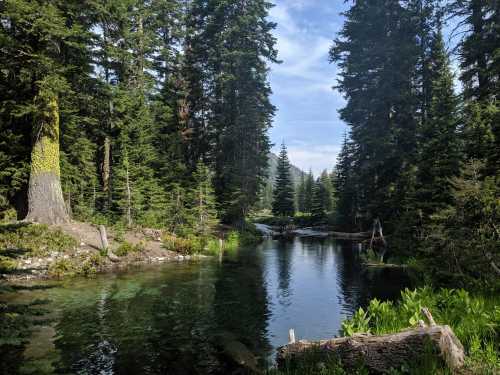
[268,0,350,176]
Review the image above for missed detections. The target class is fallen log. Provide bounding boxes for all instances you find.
[330,231,372,240]
[277,309,464,374]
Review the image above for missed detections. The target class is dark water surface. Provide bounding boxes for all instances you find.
[6,237,412,374]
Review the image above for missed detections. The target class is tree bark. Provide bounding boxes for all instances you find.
[102,135,111,206]
[125,163,132,227]
[25,95,69,224]
[277,324,464,373]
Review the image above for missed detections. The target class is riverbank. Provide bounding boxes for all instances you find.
[0,221,251,281]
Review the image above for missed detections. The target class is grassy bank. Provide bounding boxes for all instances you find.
[271,287,499,375]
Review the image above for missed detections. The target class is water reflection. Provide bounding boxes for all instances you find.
[212,248,272,371]
[4,237,412,374]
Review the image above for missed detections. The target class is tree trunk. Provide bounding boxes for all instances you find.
[102,135,111,207]
[25,96,69,224]
[331,231,372,240]
[125,163,132,227]
[277,318,464,374]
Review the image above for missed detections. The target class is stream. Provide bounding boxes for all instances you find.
[3,236,413,374]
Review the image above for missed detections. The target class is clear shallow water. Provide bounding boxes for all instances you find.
[5,237,412,374]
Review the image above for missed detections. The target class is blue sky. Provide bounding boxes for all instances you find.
[268,0,349,176]
[267,1,462,176]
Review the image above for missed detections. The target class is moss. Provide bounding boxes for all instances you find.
[30,97,61,176]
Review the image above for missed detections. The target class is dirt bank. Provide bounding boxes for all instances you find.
[2,221,207,281]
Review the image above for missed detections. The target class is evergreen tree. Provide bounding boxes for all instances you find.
[202,0,278,225]
[449,0,500,175]
[310,179,326,224]
[319,169,334,213]
[272,143,295,217]
[0,0,92,224]
[256,181,273,212]
[331,0,422,230]
[189,162,218,237]
[303,170,314,214]
[416,26,461,217]
[296,173,306,213]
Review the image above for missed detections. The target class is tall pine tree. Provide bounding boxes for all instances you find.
[272,143,295,217]
[416,25,461,217]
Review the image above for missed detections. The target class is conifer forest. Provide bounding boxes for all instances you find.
[0,1,499,374]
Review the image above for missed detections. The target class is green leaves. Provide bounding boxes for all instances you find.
[341,307,371,336]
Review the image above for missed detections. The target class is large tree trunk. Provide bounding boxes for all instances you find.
[277,312,464,373]
[25,96,69,224]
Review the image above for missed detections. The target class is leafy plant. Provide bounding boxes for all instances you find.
[114,241,144,257]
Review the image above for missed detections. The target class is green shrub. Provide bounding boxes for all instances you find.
[205,237,222,255]
[341,287,500,373]
[79,253,104,276]
[240,223,263,245]
[162,234,197,255]
[48,258,76,278]
[224,231,240,251]
[0,223,77,257]
[360,247,381,264]
[48,252,105,278]
[114,241,144,257]
[0,256,17,272]
[267,350,364,375]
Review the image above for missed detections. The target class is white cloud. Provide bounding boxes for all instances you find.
[270,2,335,86]
[268,1,347,175]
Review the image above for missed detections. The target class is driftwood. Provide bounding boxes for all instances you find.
[331,219,387,244]
[98,225,109,250]
[98,225,120,262]
[331,231,372,240]
[277,308,464,374]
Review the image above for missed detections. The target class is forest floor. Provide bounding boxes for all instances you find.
[0,221,205,281]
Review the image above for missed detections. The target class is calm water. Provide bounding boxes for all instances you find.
[5,237,412,374]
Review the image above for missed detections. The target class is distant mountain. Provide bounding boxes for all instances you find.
[267,153,304,186]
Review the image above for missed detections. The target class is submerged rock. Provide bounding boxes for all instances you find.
[214,331,261,374]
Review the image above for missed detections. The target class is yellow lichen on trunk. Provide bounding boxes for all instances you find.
[26,94,68,224]
[30,97,61,175]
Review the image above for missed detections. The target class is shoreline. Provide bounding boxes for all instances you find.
[0,221,214,282]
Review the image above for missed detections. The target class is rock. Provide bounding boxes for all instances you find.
[215,332,261,373]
